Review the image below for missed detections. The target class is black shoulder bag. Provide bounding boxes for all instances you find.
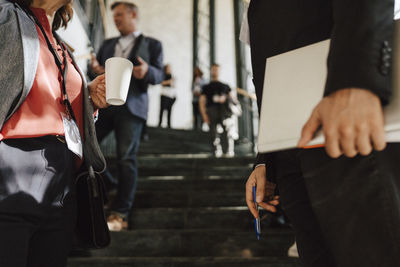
[75,166,111,248]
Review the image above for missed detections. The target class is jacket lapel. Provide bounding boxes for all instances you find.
[5,6,40,121]
[108,38,119,59]
[128,34,148,64]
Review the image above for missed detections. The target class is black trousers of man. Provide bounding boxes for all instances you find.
[272,145,400,267]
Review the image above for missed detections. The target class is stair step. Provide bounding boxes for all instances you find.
[105,156,255,169]
[134,191,246,208]
[139,142,210,153]
[138,174,249,181]
[137,156,255,166]
[102,156,254,178]
[136,179,247,192]
[88,229,295,258]
[129,207,260,230]
[105,156,255,182]
[68,257,301,267]
[144,127,210,141]
[137,167,252,178]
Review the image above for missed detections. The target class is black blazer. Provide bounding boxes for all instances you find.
[94,34,164,120]
[249,0,395,168]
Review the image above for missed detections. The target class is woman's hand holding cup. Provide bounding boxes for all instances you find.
[88,74,108,109]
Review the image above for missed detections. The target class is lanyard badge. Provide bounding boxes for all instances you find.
[61,112,83,159]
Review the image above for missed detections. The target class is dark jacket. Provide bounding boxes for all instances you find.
[249,0,396,168]
[0,0,106,173]
[94,35,164,120]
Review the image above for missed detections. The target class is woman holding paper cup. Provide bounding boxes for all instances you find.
[0,0,107,266]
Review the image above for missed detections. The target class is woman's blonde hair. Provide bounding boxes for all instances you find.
[11,0,73,31]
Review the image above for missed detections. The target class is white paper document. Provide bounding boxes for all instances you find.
[258,19,400,153]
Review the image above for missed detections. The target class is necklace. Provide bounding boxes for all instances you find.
[118,35,135,58]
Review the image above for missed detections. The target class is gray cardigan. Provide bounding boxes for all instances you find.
[0,0,106,173]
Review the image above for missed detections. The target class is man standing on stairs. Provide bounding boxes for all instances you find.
[199,64,236,158]
[89,0,164,231]
[245,0,400,266]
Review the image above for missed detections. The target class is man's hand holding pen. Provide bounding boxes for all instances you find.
[245,165,280,220]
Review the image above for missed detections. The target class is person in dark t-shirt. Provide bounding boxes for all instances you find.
[199,63,235,157]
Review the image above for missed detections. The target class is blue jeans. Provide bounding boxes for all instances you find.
[273,144,400,267]
[96,106,144,218]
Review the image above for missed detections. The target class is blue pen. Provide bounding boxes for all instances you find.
[253,185,261,240]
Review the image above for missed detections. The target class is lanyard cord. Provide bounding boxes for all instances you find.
[22,7,78,123]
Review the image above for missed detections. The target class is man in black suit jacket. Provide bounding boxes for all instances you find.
[89,0,163,231]
[245,0,399,266]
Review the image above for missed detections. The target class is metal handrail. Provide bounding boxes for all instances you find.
[236,87,256,100]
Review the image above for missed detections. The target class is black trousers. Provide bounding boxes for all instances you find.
[159,95,175,128]
[0,137,76,267]
[274,144,400,267]
[207,105,232,153]
[192,101,202,130]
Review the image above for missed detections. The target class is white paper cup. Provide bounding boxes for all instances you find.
[105,57,133,105]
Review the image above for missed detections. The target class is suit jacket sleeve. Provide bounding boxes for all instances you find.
[0,1,36,130]
[0,1,18,129]
[325,0,395,105]
[143,39,164,85]
[253,71,275,169]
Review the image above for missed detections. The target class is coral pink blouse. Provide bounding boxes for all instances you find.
[0,7,84,141]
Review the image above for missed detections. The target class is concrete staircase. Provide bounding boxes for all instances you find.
[68,128,301,267]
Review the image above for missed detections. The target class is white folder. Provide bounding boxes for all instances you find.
[257,19,400,153]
